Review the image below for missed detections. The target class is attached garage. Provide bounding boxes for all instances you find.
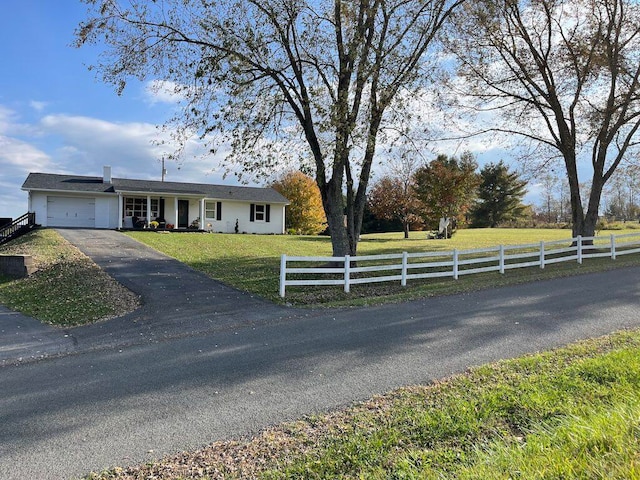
[46,196,96,228]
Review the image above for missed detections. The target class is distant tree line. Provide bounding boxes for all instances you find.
[365,152,528,237]
[529,165,640,227]
[269,160,640,238]
[601,165,640,223]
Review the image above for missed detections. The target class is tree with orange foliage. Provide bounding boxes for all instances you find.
[271,171,327,235]
[413,152,479,235]
[368,176,424,239]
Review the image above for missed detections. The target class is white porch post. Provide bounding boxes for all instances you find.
[146,195,151,226]
[117,194,123,229]
[200,198,205,230]
[174,197,179,228]
[282,205,286,234]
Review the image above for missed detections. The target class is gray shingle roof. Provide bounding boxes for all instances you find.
[22,173,289,204]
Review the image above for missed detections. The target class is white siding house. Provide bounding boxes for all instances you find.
[22,167,289,234]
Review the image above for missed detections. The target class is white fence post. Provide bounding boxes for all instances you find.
[401,251,408,287]
[344,255,351,293]
[611,234,616,260]
[279,254,287,297]
[453,249,459,280]
[277,232,633,295]
[577,235,583,264]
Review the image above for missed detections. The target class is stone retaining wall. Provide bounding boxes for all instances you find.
[0,255,37,278]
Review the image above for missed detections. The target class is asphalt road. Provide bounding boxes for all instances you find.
[2,265,640,479]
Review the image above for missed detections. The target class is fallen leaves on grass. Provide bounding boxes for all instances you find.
[0,229,140,326]
[85,426,312,480]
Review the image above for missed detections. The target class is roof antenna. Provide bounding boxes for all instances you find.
[161,157,167,182]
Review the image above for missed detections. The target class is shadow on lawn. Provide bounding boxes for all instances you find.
[293,234,455,256]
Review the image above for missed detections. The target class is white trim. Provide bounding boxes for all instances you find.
[115,190,204,198]
[254,203,266,222]
[117,194,123,229]
[204,200,217,219]
[22,188,115,196]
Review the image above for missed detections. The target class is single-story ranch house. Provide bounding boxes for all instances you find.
[22,166,289,234]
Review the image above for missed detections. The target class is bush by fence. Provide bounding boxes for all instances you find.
[279,233,640,297]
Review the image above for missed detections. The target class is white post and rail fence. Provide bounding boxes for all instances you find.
[279,232,640,298]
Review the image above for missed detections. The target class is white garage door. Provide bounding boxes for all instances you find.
[47,196,96,228]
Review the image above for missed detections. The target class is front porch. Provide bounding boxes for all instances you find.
[118,194,206,230]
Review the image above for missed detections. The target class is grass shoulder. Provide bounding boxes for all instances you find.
[0,229,139,326]
[84,328,640,479]
[126,228,640,307]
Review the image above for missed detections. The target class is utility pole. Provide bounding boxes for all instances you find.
[161,158,167,182]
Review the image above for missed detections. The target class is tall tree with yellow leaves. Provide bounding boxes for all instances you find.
[271,171,327,235]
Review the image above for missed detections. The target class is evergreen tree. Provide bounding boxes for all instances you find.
[470,162,527,228]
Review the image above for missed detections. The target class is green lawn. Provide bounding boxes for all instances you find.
[127,228,640,306]
[84,329,640,479]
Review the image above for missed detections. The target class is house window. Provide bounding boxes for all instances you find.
[205,201,216,219]
[254,204,265,222]
[124,197,158,219]
[205,201,222,221]
[250,203,270,223]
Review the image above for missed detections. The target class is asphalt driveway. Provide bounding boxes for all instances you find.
[1,229,304,365]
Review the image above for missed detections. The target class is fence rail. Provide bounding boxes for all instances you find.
[0,212,36,246]
[279,233,640,297]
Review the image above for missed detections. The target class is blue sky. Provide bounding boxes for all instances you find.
[0,1,542,221]
[0,0,240,219]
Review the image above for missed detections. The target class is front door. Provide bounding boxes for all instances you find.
[159,198,165,221]
[178,200,189,228]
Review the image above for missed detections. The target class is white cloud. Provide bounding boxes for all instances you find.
[0,135,53,219]
[35,113,239,183]
[29,100,48,112]
[0,107,224,217]
[0,105,17,134]
[143,80,187,105]
[0,135,52,171]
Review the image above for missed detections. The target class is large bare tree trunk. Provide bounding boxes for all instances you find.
[583,174,606,239]
[320,177,353,258]
[566,160,604,243]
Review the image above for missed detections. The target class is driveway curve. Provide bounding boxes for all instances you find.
[56,229,304,354]
[2,229,301,365]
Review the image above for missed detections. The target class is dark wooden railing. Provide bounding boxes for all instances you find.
[0,213,37,245]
